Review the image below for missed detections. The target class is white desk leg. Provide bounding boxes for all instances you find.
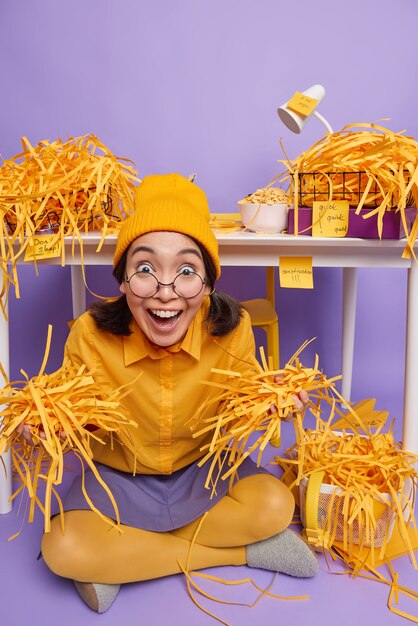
[403,261,418,454]
[71,265,86,318]
[341,267,358,401]
[0,299,13,514]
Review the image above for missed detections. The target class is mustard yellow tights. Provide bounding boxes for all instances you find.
[41,473,294,585]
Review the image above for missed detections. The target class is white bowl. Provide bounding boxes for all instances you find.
[238,201,288,233]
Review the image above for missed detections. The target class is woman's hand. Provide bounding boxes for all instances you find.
[268,375,310,421]
[17,423,66,446]
[17,423,44,445]
[291,389,309,413]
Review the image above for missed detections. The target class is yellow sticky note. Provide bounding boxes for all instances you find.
[287,92,318,117]
[279,257,313,289]
[312,200,349,237]
[24,234,62,261]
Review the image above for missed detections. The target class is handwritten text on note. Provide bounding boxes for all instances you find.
[279,256,314,289]
[287,92,318,117]
[312,200,349,237]
[24,234,62,261]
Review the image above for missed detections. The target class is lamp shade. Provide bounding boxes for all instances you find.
[277,84,326,134]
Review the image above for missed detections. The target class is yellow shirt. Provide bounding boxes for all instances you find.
[64,300,255,474]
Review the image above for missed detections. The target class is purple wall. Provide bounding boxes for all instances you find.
[1,0,413,423]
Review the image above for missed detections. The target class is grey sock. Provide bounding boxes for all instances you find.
[246,529,319,578]
[74,581,120,613]
[94,583,121,613]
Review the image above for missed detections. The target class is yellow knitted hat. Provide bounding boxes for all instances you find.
[114,173,220,278]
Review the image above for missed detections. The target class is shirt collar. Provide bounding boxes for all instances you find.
[123,301,208,365]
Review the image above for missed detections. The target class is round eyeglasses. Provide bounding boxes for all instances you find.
[125,269,206,299]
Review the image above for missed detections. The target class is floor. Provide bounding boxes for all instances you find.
[1,393,417,626]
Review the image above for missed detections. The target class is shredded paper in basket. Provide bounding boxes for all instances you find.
[275,122,418,257]
[0,134,139,318]
[275,398,418,622]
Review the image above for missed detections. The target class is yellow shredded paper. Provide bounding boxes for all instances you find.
[0,325,138,535]
[192,340,342,496]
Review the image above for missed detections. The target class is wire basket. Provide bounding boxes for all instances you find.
[294,171,413,209]
[3,186,118,235]
[299,475,396,547]
[299,472,413,549]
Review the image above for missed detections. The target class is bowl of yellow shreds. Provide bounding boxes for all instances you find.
[238,186,289,233]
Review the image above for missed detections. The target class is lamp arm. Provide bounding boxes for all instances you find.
[313,111,333,134]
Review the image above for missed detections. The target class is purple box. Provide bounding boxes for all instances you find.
[288,206,417,238]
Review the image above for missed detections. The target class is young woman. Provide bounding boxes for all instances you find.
[36,174,317,612]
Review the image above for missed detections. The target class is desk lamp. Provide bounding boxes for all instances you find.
[277,84,333,134]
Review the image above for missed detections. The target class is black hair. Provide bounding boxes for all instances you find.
[88,235,243,337]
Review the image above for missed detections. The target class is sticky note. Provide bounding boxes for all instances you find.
[24,234,61,261]
[287,92,318,117]
[279,257,314,289]
[312,201,349,237]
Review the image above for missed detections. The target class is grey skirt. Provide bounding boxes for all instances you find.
[63,454,270,532]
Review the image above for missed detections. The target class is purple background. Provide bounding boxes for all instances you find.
[1,1,417,625]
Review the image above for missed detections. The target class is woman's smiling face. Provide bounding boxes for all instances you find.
[120,231,210,347]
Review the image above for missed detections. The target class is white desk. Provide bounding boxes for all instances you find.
[1,232,417,513]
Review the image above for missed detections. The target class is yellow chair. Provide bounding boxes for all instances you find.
[210,213,280,369]
[241,266,280,369]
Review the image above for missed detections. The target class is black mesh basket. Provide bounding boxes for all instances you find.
[4,186,117,234]
[295,171,413,208]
